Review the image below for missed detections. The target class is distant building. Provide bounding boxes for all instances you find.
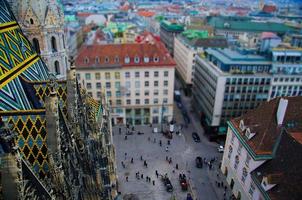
[174,29,227,95]
[221,97,302,200]
[160,20,184,56]
[8,0,69,78]
[192,45,302,138]
[75,42,175,125]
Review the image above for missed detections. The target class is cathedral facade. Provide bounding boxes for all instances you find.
[8,0,69,78]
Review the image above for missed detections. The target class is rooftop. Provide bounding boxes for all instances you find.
[230,96,302,156]
[75,42,176,69]
[206,48,271,65]
[181,29,209,40]
[160,20,184,32]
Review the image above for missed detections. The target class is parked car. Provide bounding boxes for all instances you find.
[192,132,200,142]
[195,156,203,168]
[217,145,224,153]
[179,174,188,191]
[161,175,173,192]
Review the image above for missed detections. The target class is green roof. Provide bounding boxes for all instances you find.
[208,16,299,34]
[160,20,184,32]
[64,15,76,22]
[181,29,209,40]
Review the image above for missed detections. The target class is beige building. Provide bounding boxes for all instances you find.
[75,42,176,125]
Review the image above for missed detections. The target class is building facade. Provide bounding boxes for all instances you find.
[75,42,176,125]
[160,20,184,56]
[174,29,227,95]
[221,97,302,200]
[8,0,69,78]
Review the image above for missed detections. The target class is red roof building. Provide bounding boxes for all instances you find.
[262,5,277,13]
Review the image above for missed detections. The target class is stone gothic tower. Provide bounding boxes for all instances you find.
[8,0,68,78]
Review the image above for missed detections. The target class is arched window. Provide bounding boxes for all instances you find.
[30,18,34,25]
[51,36,57,52]
[54,61,60,75]
[32,38,40,54]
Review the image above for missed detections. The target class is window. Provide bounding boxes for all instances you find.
[105,57,109,63]
[136,99,140,104]
[154,56,159,62]
[135,90,140,96]
[135,81,140,88]
[163,89,168,95]
[234,155,239,169]
[144,90,149,96]
[238,143,243,155]
[125,81,131,88]
[164,81,168,86]
[85,73,91,80]
[245,154,251,167]
[126,99,131,105]
[145,71,149,77]
[154,71,159,77]
[95,73,101,80]
[228,145,233,159]
[106,82,111,89]
[144,56,149,63]
[134,56,140,63]
[153,98,158,104]
[163,98,168,103]
[164,71,169,77]
[115,82,121,89]
[144,99,149,104]
[231,133,235,144]
[115,72,120,79]
[116,99,122,105]
[96,82,101,89]
[97,92,101,98]
[86,83,92,89]
[115,56,119,63]
[106,91,112,97]
[30,18,34,24]
[95,57,100,64]
[105,72,110,79]
[125,72,130,78]
[145,81,149,87]
[116,108,123,113]
[154,81,159,87]
[54,61,60,75]
[135,72,140,78]
[241,167,248,183]
[153,108,159,114]
[154,89,159,95]
[249,183,255,197]
[51,36,57,52]
[125,56,130,63]
[84,57,89,64]
[116,91,121,97]
[32,38,40,54]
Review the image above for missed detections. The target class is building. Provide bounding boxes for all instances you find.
[8,0,69,78]
[160,20,184,56]
[0,1,117,199]
[192,48,272,138]
[221,97,302,200]
[75,42,176,125]
[174,29,227,95]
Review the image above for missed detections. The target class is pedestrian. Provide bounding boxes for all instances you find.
[140,155,143,161]
[223,191,226,197]
[166,156,168,161]
[153,138,156,143]
[146,176,148,182]
[121,161,125,168]
[152,180,155,185]
[119,127,121,134]
[155,170,158,178]
[159,140,162,146]
[141,174,143,179]
[131,158,134,163]
[224,186,227,191]
[126,176,128,182]
[124,135,127,140]
[221,182,224,187]
[176,163,178,170]
[124,153,127,160]
[165,147,169,152]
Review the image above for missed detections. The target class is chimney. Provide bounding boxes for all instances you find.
[276,98,288,125]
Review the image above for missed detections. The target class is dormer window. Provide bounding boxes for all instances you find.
[115,56,119,63]
[245,128,256,140]
[144,56,149,63]
[95,57,100,64]
[84,57,89,64]
[125,56,130,64]
[154,56,159,63]
[239,120,245,131]
[134,56,140,63]
[105,57,109,63]
[30,18,34,25]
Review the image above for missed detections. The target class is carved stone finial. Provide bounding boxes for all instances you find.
[68,56,75,66]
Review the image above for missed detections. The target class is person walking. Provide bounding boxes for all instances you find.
[155,170,158,178]
[159,140,162,146]
[152,180,155,185]
[124,153,127,160]
[126,176,128,182]
[141,174,143,179]
[140,155,143,161]
[165,147,169,152]
[176,163,178,170]
[131,158,134,163]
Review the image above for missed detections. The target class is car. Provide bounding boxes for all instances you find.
[179,174,188,191]
[192,132,200,142]
[217,145,224,153]
[161,176,173,192]
[195,156,203,168]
